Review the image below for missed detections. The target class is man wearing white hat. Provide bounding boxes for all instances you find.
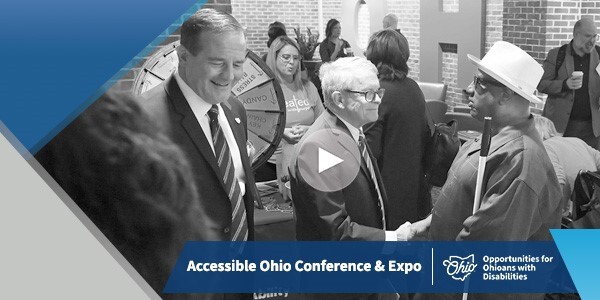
[411,41,562,246]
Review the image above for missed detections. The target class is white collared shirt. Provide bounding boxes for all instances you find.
[174,71,246,196]
[334,114,397,241]
[337,116,361,143]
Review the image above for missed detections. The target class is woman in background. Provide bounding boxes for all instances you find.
[266,36,324,188]
[365,29,431,228]
[35,91,207,298]
[319,18,351,62]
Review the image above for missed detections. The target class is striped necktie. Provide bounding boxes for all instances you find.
[358,132,386,230]
[207,105,248,241]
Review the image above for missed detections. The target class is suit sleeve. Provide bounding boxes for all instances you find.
[291,141,386,241]
[537,48,565,96]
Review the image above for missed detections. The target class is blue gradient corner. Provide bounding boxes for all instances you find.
[0,0,207,153]
[551,229,600,299]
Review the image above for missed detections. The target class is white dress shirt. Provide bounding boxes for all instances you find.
[174,72,246,196]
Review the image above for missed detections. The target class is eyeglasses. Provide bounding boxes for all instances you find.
[344,88,385,102]
[578,32,600,42]
[278,54,301,64]
[473,75,504,93]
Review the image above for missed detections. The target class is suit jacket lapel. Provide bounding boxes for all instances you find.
[328,113,387,224]
[325,111,377,195]
[164,77,222,183]
[589,47,600,111]
[566,45,575,77]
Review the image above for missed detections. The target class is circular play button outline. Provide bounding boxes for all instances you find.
[296,129,361,192]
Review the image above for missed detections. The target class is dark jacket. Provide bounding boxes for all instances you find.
[319,38,351,62]
[141,75,259,242]
[365,77,432,227]
[289,110,388,241]
[539,42,600,136]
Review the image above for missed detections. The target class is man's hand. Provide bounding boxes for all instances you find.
[395,221,415,241]
[566,75,583,90]
[408,215,432,241]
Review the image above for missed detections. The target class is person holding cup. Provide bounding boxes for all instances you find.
[319,19,352,62]
[538,17,600,149]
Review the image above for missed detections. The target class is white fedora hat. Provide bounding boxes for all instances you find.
[467,41,544,104]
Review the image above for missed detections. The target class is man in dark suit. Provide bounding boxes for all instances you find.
[141,8,260,243]
[289,57,414,242]
[538,17,600,149]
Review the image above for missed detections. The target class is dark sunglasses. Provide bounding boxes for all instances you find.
[473,75,504,93]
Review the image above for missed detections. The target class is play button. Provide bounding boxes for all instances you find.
[318,148,344,173]
[296,129,361,192]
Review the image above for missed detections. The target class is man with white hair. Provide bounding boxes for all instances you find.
[289,57,413,243]
[411,42,562,244]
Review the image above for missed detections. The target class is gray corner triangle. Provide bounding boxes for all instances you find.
[0,121,160,299]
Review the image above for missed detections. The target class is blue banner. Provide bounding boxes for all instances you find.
[0,0,206,153]
[163,242,576,294]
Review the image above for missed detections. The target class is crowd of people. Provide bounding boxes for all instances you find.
[34,7,600,300]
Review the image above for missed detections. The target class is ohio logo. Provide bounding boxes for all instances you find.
[442,254,477,281]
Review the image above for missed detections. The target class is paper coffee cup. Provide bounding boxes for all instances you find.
[345,47,353,56]
[572,71,584,79]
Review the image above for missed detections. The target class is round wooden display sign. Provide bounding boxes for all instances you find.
[132,41,286,170]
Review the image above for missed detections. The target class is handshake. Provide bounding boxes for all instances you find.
[394,217,431,241]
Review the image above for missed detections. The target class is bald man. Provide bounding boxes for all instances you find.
[382,13,399,32]
[539,18,600,149]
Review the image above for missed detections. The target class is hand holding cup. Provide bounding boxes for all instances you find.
[567,71,584,90]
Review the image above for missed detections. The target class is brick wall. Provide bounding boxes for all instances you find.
[113,0,421,93]
[113,0,600,113]
[486,0,504,52]
[442,52,460,105]
[443,0,504,109]
[544,0,580,53]
[391,0,421,80]
[356,3,371,50]
[111,0,230,93]
[231,0,321,58]
[443,0,460,13]
[502,0,600,64]
[503,0,548,62]
[543,1,600,57]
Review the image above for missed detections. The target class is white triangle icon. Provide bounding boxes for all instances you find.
[318,147,344,173]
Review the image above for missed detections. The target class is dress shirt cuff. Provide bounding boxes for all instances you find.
[385,230,397,242]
